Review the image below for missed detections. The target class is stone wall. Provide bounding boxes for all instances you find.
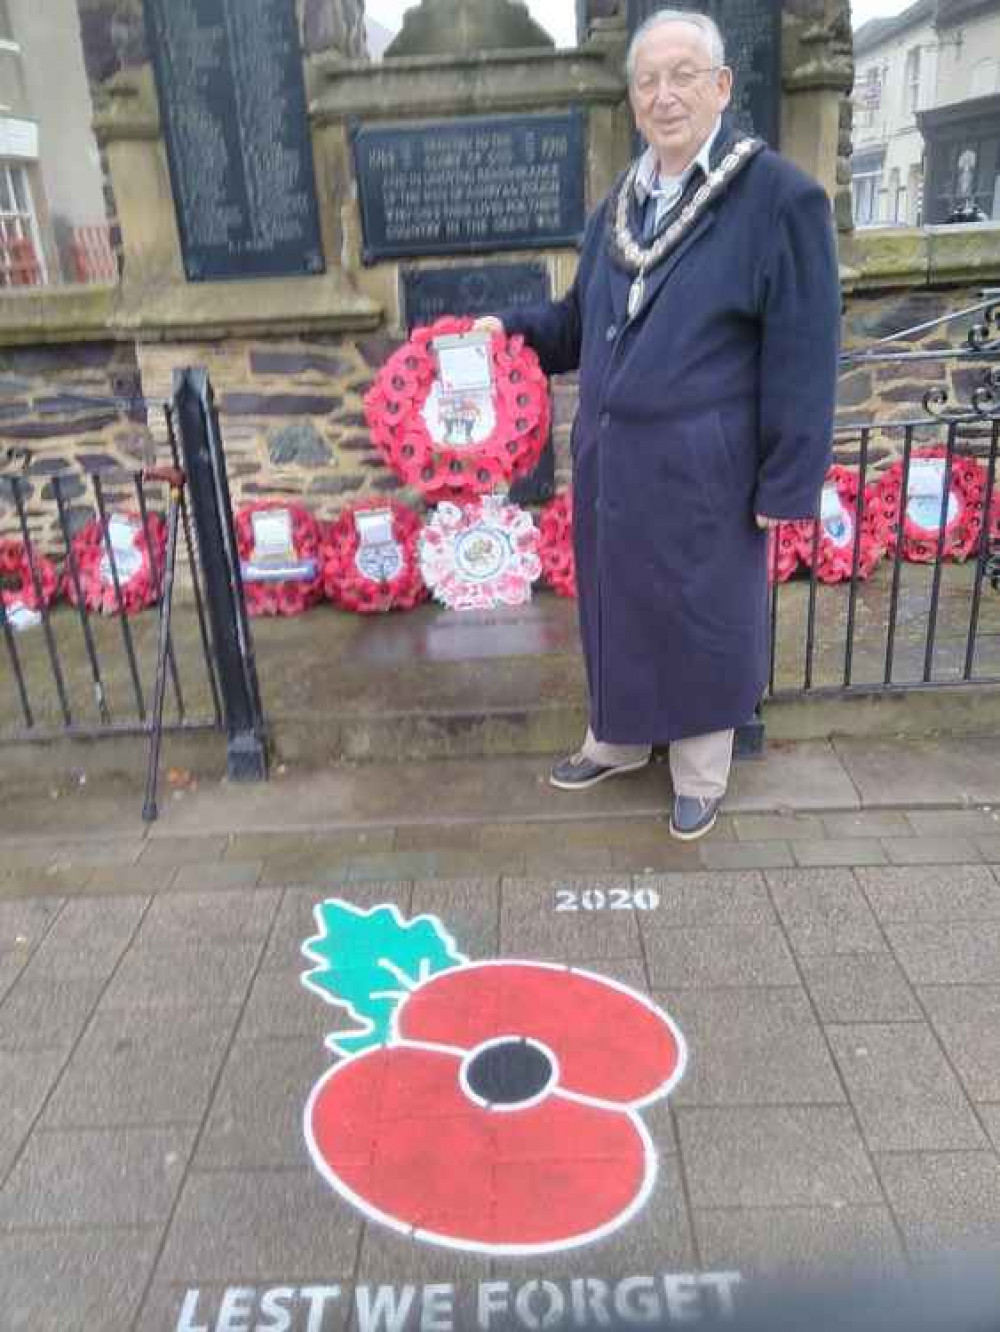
[0,341,150,554]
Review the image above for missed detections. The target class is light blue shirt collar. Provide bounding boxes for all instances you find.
[634,118,723,208]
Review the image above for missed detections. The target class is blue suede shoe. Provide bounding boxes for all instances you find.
[549,750,650,791]
[669,794,722,841]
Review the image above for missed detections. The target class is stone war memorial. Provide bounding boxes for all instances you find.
[0,0,999,771]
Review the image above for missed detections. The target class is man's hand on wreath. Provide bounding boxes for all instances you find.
[755,514,780,530]
[471,316,504,335]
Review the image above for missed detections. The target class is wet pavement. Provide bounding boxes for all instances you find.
[1,739,1000,1331]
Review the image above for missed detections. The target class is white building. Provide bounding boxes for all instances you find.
[852,0,1000,226]
[0,0,110,285]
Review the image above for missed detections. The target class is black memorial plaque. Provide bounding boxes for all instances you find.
[143,0,325,282]
[626,0,781,147]
[401,262,550,332]
[353,112,586,263]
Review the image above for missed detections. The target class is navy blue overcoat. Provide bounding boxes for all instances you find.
[502,129,841,743]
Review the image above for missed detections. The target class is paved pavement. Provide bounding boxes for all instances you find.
[1,738,1000,1331]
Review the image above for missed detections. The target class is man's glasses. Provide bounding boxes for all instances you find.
[632,66,721,99]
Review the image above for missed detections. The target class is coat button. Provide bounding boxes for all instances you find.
[599,411,610,429]
[605,324,617,341]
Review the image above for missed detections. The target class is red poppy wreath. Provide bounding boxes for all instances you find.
[364,316,550,503]
[302,900,686,1254]
[322,499,428,614]
[0,538,58,618]
[236,500,325,617]
[538,490,576,598]
[65,512,167,615]
[870,447,986,564]
[767,522,803,585]
[792,465,888,583]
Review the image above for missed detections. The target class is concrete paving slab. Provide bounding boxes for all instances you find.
[980,1104,1000,1149]
[239,965,341,1043]
[977,837,1000,861]
[765,869,887,956]
[37,894,147,952]
[0,975,105,1053]
[262,883,412,974]
[41,1004,242,1129]
[0,867,92,900]
[918,986,1000,1101]
[410,879,501,960]
[196,1036,328,1171]
[500,877,642,963]
[694,1205,904,1277]
[631,871,774,929]
[826,1023,988,1152]
[731,814,827,842]
[905,810,1000,838]
[797,955,922,1023]
[882,837,984,865]
[0,1048,65,1180]
[611,840,710,873]
[792,840,888,868]
[857,865,1000,923]
[822,811,913,839]
[0,950,27,1004]
[357,1221,493,1283]
[132,888,281,951]
[875,1151,1000,1255]
[698,842,796,871]
[726,742,861,812]
[643,923,799,988]
[885,921,1000,985]
[677,1106,882,1208]
[100,941,263,1010]
[0,1125,193,1228]
[658,988,844,1106]
[0,897,62,952]
[835,737,1000,809]
[0,1228,161,1332]
[227,829,393,861]
[156,1168,363,1281]
[81,863,178,895]
[139,834,228,865]
[169,860,264,893]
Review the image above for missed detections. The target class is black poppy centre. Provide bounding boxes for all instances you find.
[462,1038,557,1108]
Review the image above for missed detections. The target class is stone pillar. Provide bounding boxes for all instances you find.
[779,0,854,228]
[298,0,369,58]
[75,0,368,90]
[385,0,554,57]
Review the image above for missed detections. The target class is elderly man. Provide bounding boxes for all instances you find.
[479,8,840,840]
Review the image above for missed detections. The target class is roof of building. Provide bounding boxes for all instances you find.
[854,0,934,54]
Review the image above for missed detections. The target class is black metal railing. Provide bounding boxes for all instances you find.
[767,293,1000,701]
[0,370,266,812]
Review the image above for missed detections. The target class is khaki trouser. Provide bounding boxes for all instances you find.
[581,726,734,799]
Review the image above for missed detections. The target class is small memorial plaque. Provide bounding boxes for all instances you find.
[401,262,550,331]
[353,112,586,262]
[626,0,781,147]
[143,0,325,281]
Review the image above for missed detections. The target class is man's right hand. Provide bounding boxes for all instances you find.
[471,316,504,335]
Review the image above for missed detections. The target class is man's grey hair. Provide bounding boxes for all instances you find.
[625,9,726,82]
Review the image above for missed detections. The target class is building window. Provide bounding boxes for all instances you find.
[0,161,44,285]
[856,66,882,130]
[907,164,923,226]
[904,46,922,114]
[853,172,880,225]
